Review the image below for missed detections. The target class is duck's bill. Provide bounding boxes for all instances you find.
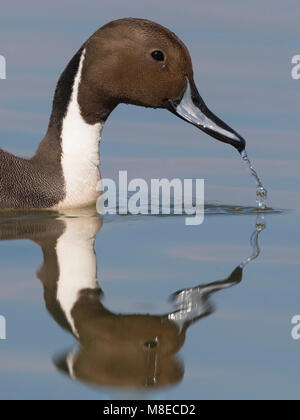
[167,79,246,153]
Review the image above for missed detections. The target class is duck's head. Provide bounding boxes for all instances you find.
[79,18,246,153]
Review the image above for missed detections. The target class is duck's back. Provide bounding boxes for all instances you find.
[0,148,64,209]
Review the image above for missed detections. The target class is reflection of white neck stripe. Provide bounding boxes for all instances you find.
[56,218,98,337]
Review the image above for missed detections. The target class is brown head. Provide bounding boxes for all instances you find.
[77,18,246,152]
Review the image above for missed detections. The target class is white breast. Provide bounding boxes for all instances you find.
[56,49,103,209]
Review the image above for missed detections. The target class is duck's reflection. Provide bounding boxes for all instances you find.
[0,210,265,391]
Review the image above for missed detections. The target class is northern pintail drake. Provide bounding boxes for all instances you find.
[0,18,246,210]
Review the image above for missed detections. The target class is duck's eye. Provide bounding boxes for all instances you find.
[144,340,157,349]
[151,50,165,61]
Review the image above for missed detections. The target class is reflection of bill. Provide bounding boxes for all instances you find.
[0,315,6,340]
[0,210,263,391]
[0,55,6,80]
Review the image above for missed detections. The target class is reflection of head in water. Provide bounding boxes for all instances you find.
[0,210,264,391]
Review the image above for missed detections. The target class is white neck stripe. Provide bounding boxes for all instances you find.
[56,48,103,209]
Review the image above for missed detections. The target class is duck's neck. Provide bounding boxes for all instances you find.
[35,47,111,208]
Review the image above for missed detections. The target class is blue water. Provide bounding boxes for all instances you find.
[0,1,300,400]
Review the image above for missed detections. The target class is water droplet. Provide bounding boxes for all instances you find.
[240,150,268,209]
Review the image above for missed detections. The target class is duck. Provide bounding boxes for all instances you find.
[0,18,246,210]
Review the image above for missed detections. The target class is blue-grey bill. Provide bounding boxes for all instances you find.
[170,79,246,153]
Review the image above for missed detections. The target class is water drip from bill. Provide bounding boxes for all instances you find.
[240,150,268,209]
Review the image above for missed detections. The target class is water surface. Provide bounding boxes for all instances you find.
[0,203,299,400]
